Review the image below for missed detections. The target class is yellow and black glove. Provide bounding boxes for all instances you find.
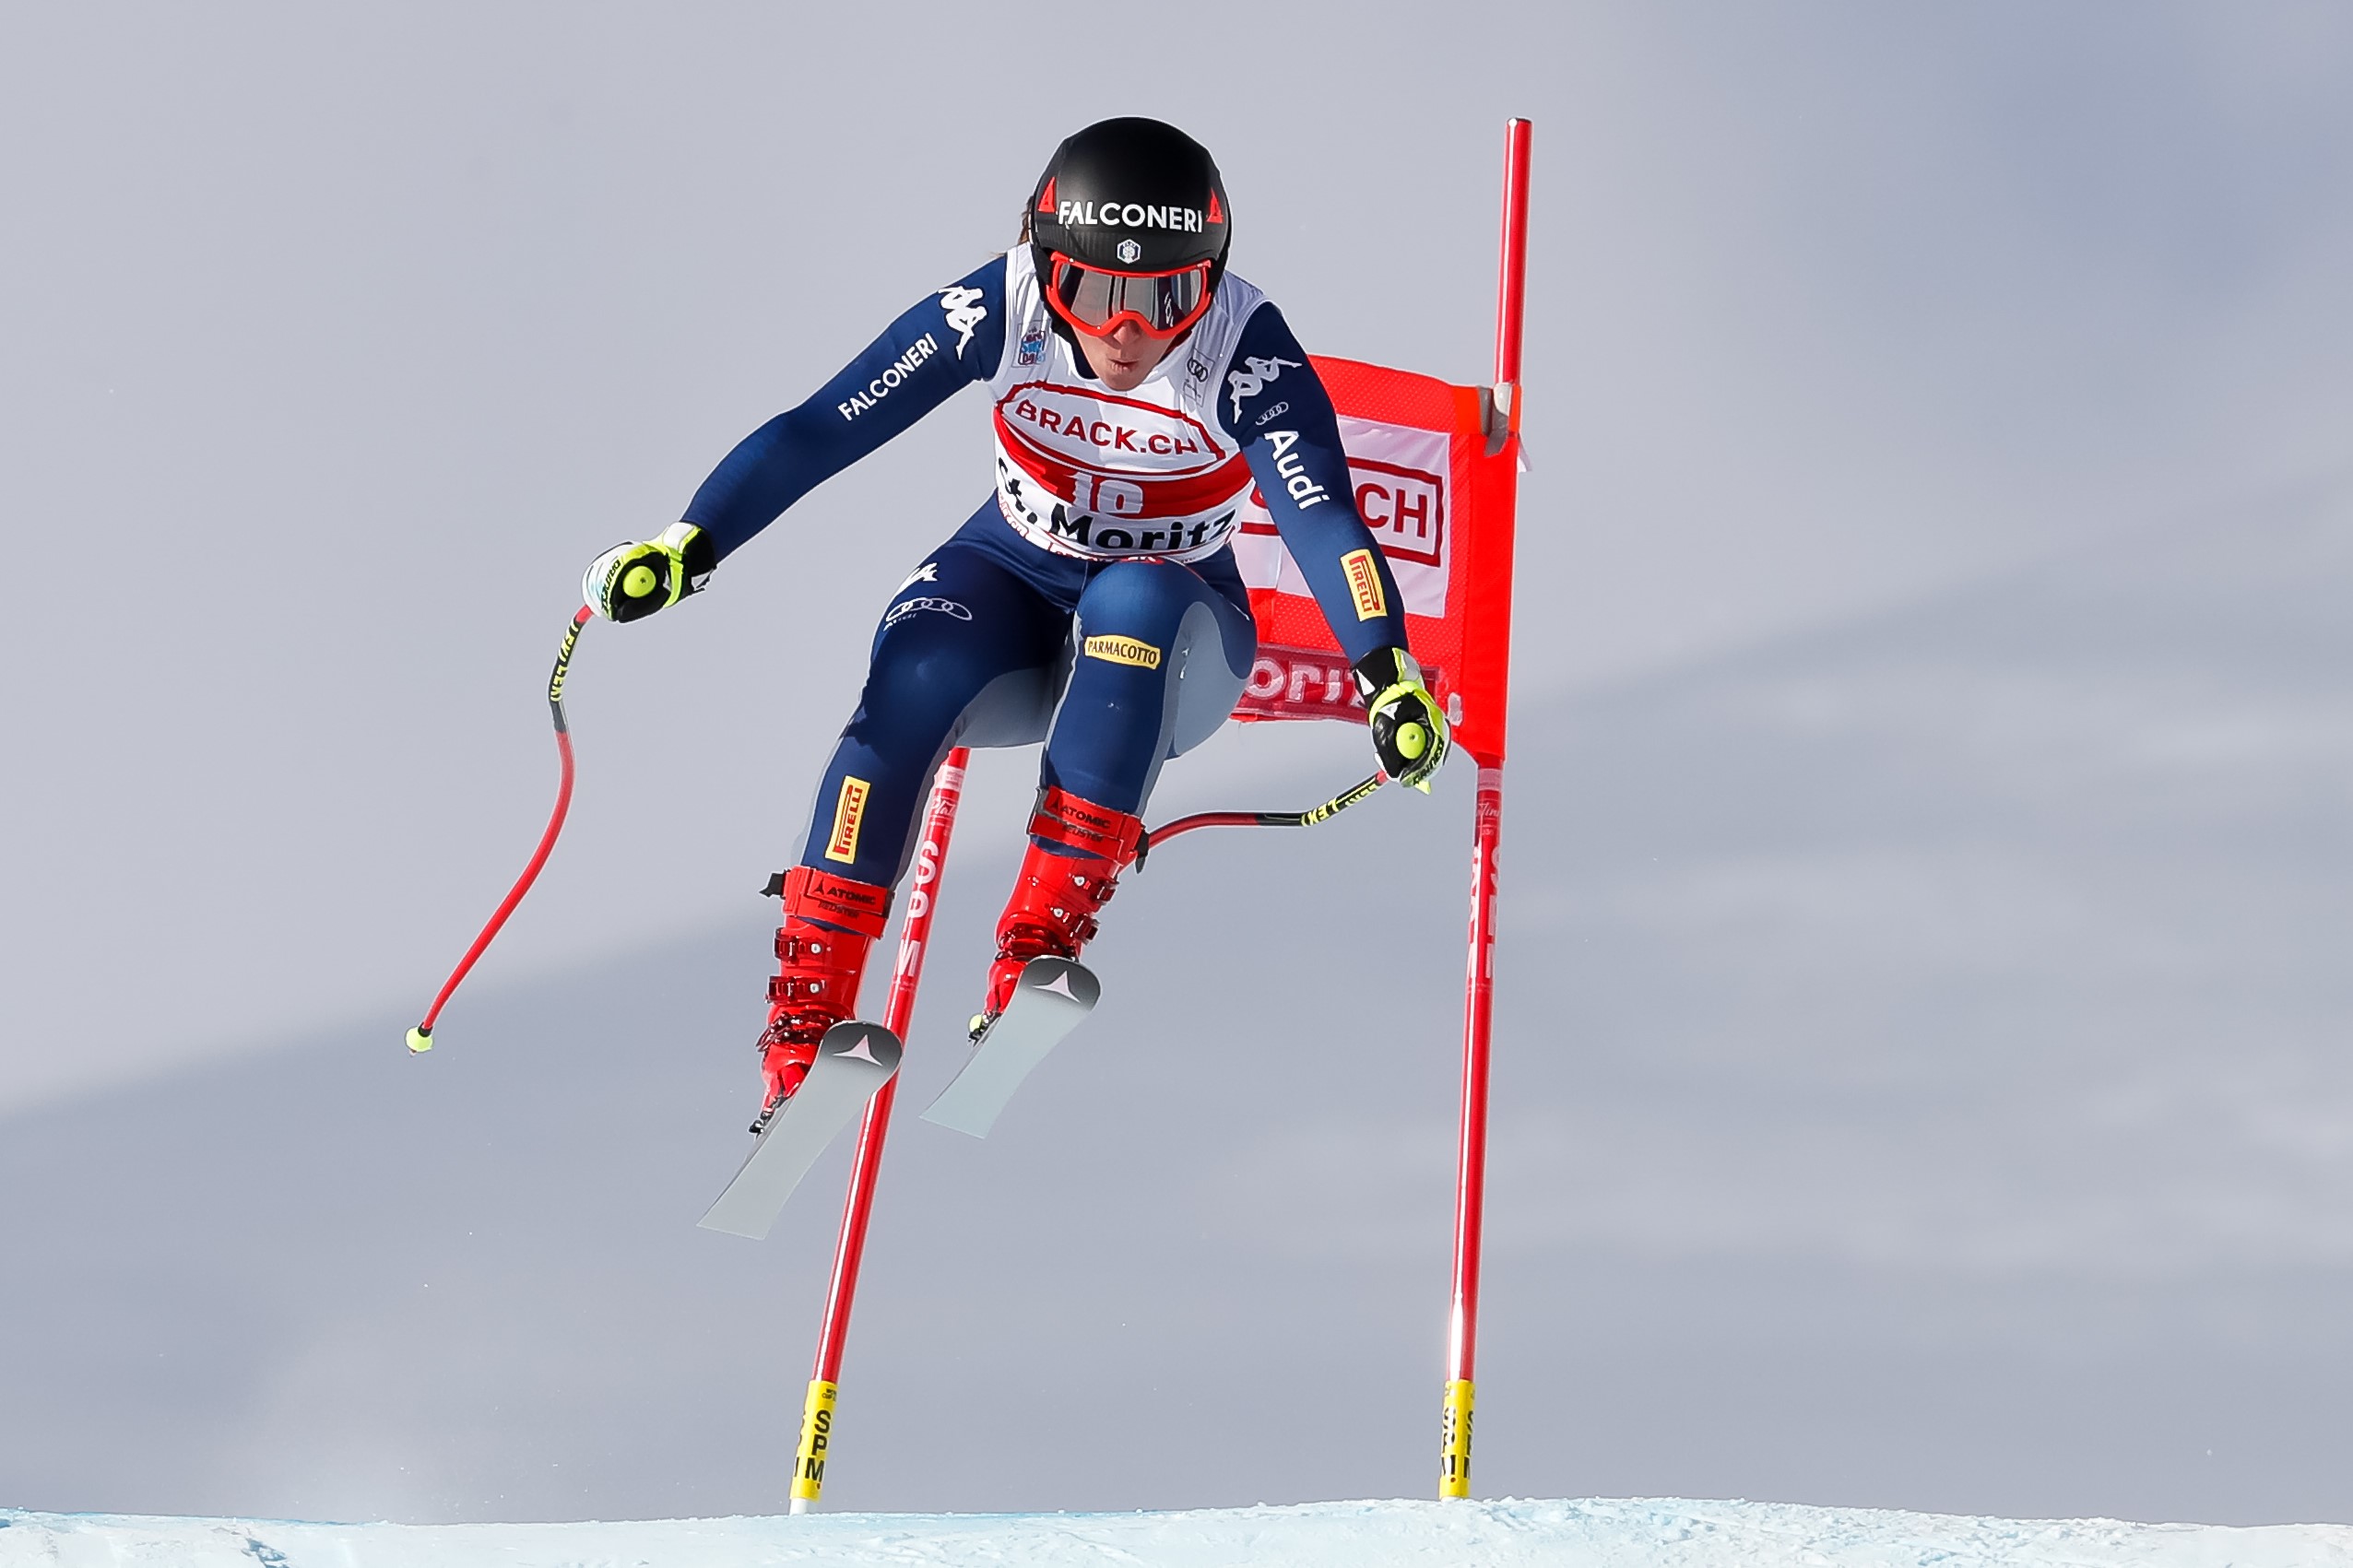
[1353,647,1450,792]
[583,523,715,623]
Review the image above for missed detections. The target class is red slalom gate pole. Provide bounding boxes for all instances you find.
[788,747,971,1514]
[1494,118,1533,384]
[1440,767,1505,1495]
[1440,115,1531,1502]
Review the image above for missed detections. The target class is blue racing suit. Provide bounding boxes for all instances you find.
[682,249,1410,888]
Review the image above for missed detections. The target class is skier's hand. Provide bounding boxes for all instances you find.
[583,523,715,623]
[1354,647,1449,793]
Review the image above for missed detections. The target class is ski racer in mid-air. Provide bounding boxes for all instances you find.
[583,117,1448,1124]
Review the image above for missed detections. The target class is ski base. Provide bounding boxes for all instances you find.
[698,1020,903,1240]
[920,957,1099,1138]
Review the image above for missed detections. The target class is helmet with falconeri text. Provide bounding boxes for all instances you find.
[1028,118,1231,343]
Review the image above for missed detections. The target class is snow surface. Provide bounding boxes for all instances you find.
[4,1498,2348,1567]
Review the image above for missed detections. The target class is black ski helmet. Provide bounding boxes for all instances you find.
[1029,118,1231,324]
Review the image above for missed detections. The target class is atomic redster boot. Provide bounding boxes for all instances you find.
[976,787,1145,1033]
[758,866,892,1114]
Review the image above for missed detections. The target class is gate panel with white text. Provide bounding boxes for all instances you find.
[1230,356,1519,767]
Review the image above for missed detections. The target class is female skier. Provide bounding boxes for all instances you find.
[583,118,1448,1121]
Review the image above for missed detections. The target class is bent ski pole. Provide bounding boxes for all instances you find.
[1136,771,1386,867]
[407,606,593,1053]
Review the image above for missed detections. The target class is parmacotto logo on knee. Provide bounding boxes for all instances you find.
[1083,634,1164,670]
[824,776,872,864]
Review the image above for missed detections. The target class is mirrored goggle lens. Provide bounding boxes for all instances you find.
[1050,258,1211,336]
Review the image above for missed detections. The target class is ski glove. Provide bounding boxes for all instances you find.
[1354,647,1450,792]
[583,523,715,623]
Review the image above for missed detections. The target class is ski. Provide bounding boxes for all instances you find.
[698,1020,903,1240]
[920,956,1099,1138]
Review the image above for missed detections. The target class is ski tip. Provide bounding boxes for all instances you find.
[406,1025,433,1055]
[696,1210,772,1241]
[818,1021,903,1073]
[1019,956,1101,1008]
[917,1102,996,1138]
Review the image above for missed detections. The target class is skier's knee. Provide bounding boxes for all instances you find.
[1076,559,1192,639]
[849,657,975,756]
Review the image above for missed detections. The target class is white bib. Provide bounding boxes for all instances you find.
[986,247,1267,562]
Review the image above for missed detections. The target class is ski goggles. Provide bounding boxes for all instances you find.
[1046,254,1214,339]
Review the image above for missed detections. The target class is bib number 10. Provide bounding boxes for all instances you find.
[1070,475,1145,517]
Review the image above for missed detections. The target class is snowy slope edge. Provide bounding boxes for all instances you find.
[5,1497,2350,1567]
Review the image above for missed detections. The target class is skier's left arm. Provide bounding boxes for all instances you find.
[1220,305,1448,790]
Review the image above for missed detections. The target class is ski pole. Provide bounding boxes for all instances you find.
[407,605,593,1053]
[1135,771,1386,867]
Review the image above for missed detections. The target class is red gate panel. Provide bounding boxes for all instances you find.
[1229,356,1519,768]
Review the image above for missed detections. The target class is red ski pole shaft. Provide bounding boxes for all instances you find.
[789,748,971,1513]
[408,606,593,1054]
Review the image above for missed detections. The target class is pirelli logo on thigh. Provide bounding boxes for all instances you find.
[824,776,872,864]
[1083,633,1164,670]
[1341,548,1389,620]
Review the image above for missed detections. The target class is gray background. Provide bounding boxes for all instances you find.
[4,0,2351,1530]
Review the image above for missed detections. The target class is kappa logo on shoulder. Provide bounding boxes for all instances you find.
[938,286,987,358]
[895,561,939,593]
[1227,355,1301,421]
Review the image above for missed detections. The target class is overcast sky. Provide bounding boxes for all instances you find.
[3,0,2352,1530]
[4,2,2347,1113]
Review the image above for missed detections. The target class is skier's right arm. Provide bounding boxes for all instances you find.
[584,258,1008,621]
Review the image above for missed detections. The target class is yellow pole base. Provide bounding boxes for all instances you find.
[789,1378,838,1508]
[1439,1378,1475,1498]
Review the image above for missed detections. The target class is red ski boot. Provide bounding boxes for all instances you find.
[976,787,1144,1033]
[757,866,891,1119]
